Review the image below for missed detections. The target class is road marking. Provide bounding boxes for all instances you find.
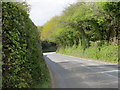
[99,70,118,73]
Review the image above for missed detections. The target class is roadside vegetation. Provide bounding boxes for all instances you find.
[41,41,57,53]
[0,1,2,87]
[39,2,119,63]
[2,2,51,88]
[58,45,118,63]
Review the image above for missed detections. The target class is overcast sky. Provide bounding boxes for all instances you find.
[26,0,77,26]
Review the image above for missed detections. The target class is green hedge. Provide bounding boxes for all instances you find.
[2,2,50,88]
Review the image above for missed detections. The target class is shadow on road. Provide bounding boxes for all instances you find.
[43,54,119,88]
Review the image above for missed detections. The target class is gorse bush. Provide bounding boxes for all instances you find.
[2,2,50,88]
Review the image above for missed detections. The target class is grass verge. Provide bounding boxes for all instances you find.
[34,59,51,88]
[57,45,118,63]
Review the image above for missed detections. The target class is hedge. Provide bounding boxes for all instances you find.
[2,2,49,88]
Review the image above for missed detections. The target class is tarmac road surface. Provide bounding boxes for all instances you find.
[43,52,119,88]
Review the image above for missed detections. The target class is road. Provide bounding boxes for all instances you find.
[43,52,119,88]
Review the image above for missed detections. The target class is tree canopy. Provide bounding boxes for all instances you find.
[40,2,119,48]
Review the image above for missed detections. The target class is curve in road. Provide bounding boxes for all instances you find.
[44,52,119,88]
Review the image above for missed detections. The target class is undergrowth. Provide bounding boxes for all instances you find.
[57,45,118,63]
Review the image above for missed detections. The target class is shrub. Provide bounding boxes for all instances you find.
[2,2,50,88]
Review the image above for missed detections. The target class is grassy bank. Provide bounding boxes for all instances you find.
[34,61,51,88]
[57,45,118,63]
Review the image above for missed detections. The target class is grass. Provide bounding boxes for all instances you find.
[57,45,118,63]
[34,60,52,88]
[34,80,51,88]
[0,41,2,87]
[0,42,2,61]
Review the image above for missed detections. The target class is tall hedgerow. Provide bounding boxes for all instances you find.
[2,2,50,88]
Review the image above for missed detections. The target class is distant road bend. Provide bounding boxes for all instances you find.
[43,52,119,88]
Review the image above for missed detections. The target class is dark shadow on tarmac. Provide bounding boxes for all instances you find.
[43,54,119,89]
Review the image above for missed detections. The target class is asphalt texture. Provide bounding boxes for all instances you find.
[43,52,119,88]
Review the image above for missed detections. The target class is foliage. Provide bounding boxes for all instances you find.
[41,41,57,53]
[40,16,60,42]
[40,2,119,47]
[40,2,119,63]
[2,2,50,88]
[57,45,118,63]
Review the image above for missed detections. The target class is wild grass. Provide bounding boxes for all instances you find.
[34,61,51,88]
[34,80,51,88]
[57,45,118,63]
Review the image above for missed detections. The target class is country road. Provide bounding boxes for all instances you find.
[43,52,119,88]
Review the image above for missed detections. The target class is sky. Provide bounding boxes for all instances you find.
[26,0,77,26]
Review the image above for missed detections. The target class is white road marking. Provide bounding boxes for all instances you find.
[99,70,118,73]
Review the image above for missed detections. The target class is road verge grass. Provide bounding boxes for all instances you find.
[34,59,51,88]
[57,45,118,63]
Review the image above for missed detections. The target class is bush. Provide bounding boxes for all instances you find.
[2,2,50,88]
